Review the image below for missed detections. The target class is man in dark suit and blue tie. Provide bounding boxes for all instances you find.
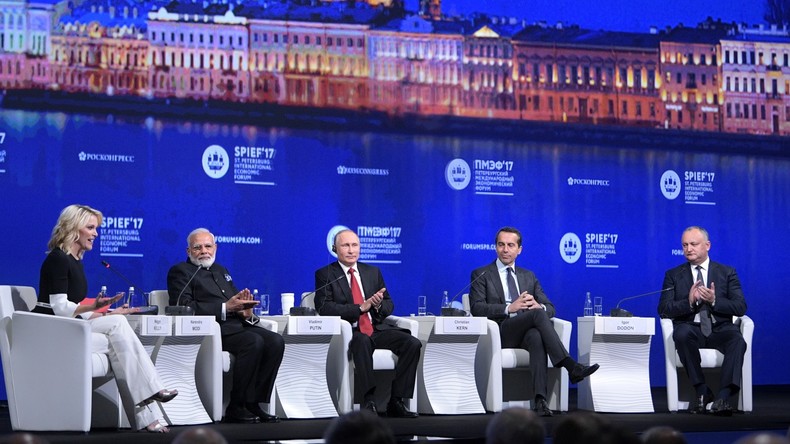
[469,226,599,417]
[659,226,747,416]
[314,229,421,418]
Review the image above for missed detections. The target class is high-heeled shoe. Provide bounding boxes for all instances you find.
[143,420,169,433]
[137,389,178,407]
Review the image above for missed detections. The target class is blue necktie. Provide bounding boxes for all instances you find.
[696,265,712,337]
[506,268,519,303]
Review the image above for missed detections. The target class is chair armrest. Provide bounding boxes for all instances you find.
[11,312,95,423]
[257,318,278,332]
[738,315,754,344]
[551,318,572,352]
[383,315,418,338]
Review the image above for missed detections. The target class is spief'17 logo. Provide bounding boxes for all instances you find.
[445,158,471,190]
[559,232,582,264]
[203,145,229,179]
[660,170,681,200]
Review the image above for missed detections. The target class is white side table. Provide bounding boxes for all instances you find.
[577,316,656,413]
[415,315,487,414]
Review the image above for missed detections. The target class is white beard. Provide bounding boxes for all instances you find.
[189,254,216,269]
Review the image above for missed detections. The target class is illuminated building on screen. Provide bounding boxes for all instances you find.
[659,24,731,132]
[512,25,661,126]
[721,24,790,135]
[2,0,789,136]
[368,14,463,115]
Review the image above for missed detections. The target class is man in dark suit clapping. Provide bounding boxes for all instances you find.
[470,227,598,417]
[314,229,420,418]
[659,226,747,416]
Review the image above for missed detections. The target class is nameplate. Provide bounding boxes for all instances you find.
[174,316,213,336]
[435,317,487,335]
[596,316,655,335]
[141,316,172,336]
[287,316,341,335]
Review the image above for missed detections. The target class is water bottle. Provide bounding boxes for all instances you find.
[584,291,593,317]
[127,286,135,307]
[99,285,107,299]
[252,289,262,317]
[441,290,450,308]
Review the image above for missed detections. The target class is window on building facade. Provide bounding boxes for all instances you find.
[636,101,642,117]
[724,50,730,64]
[650,102,656,117]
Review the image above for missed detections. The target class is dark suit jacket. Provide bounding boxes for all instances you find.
[469,261,556,322]
[658,260,747,326]
[314,262,399,332]
[167,260,252,336]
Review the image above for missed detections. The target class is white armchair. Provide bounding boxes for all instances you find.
[302,292,419,413]
[0,285,121,432]
[660,315,754,412]
[463,294,570,412]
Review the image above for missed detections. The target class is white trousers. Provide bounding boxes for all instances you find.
[90,315,164,430]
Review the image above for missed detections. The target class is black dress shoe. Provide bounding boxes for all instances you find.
[223,405,260,424]
[709,398,733,417]
[386,398,418,418]
[533,397,553,417]
[688,389,714,414]
[246,403,281,423]
[569,363,600,384]
[362,400,378,415]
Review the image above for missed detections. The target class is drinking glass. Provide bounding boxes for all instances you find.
[417,295,427,316]
[594,296,603,316]
[260,293,270,315]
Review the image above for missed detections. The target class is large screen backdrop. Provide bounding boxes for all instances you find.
[1,108,789,401]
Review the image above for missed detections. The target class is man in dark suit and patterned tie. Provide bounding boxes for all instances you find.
[469,226,599,417]
[659,226,747,416]
[314,229,421,418]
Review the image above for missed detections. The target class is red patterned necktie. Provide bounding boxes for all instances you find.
[349,268,373,336]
